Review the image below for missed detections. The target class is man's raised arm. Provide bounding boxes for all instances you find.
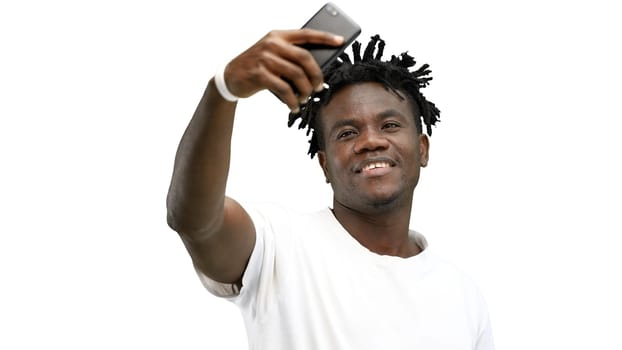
[166,30,343,285]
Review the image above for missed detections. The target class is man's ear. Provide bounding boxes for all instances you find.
[317,151,330,183]
[419,134,430,167]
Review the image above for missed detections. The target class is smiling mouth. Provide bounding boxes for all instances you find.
[355,158,396,174]
[362,161,392,172]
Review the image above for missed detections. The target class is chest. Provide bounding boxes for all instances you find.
[267,235,477,349]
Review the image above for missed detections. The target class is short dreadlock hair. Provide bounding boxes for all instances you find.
[287,34,441,158]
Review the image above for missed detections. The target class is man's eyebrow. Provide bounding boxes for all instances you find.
[377,108,407,119]
[329,118,357,134]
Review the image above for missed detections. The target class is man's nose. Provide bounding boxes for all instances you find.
[353,129,389,154]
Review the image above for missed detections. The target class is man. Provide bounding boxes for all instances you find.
[166,29,494,349]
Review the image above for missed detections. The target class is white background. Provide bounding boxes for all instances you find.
[1,0,621,349]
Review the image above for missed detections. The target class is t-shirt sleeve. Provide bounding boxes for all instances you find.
[192,203,282,313]
[474,301,495,350]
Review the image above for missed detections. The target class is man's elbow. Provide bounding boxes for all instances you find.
[166,205,223,241]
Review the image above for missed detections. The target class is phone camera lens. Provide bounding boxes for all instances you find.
[325,5,338,16]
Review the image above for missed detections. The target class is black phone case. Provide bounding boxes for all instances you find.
[300,2,361,70]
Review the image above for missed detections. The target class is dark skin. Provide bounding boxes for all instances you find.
[317,82,429,258]
[167,29,427,289]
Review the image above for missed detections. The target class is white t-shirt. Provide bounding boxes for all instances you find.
[196,205,495,350]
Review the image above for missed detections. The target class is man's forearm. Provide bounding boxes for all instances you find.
[166,78,237,237]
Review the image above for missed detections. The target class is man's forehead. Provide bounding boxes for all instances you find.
[320,84,414,123]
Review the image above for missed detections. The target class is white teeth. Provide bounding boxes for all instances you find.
[363,162,390,171]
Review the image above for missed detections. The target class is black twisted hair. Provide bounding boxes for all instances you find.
[287,34,440,158]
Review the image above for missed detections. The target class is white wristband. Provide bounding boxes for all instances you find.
[214,64,240,102]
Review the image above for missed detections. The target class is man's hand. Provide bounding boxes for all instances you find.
[224,29,344,112]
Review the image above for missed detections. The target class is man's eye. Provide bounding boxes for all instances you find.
[383,122,401,129]
[337,130,356,139]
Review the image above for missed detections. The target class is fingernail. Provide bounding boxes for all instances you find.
[334,35,344,43]
[291,106,300,113]
[315,83,325,92]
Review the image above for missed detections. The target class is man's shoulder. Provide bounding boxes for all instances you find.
[244,201,329,223]
[240,201,334,235]
[422,250,487,299]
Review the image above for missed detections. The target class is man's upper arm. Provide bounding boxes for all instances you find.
[180,197,256,286]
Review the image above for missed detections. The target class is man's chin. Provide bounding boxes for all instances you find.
[335,186,409,213]
[369,197,400,210]
[360,191,404,211]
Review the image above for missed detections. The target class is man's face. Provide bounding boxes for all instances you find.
[317,82,429,212]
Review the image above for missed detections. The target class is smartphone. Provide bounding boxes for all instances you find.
[300,2,361,70]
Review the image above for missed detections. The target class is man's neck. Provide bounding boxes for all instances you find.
[332,201,421,258]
